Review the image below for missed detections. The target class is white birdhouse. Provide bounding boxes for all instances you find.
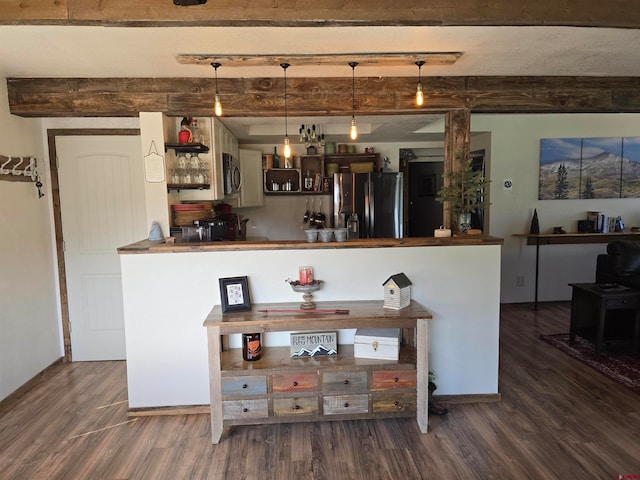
[382,273,412,309]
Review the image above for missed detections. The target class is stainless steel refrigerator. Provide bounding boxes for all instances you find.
[333,172,403,238]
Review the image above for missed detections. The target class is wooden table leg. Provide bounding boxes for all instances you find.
[569,288,579,345]
[634,310,640,355]
[595,299,606,357]
[207,326,224,444]
[416,317,429,434]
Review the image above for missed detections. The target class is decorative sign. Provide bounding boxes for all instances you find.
[144,141,165,183]
[290,331,337,357]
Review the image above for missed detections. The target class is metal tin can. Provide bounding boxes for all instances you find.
[242,333,262,361]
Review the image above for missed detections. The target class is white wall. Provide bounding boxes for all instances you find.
[0,79,61,401]
[121,244,501,408]
[475,113,640,303]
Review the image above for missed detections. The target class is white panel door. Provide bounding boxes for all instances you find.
[57,136,147,361]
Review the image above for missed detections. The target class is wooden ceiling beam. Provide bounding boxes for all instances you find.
[176,53,463,68]
[7,76,640,117]
[1,0,640,28]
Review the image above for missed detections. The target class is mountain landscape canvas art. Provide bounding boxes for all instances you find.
[539,137,640,199]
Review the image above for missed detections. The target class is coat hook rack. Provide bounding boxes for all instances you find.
[0,154,44,198]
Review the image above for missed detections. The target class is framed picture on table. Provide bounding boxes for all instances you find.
[219,276,252,313]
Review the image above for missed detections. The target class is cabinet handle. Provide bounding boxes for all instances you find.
[344,402,349,408]
[292,381,298,387]
[293,405,300,410]
[394,377,399,382]
[343,379,350,385]
[242,384,248,389]
[242,408,248,413]
[394,401,400,407]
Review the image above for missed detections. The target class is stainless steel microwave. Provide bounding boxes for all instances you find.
[223,153,241,195]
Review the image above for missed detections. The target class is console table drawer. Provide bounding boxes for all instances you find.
[272,373,318,393]
[371,370,416,390]
[221,376,267,397]
[273,397,319,416]
[322,371,367,393]
[222,399,269,419]
[323,394,369,415]
[372,392,417,413]
[605,296,640,308]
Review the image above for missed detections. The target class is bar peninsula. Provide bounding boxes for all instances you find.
[118,236,503,412]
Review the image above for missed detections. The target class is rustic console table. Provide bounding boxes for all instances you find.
[203,300,431,444]
[513,232,640,308]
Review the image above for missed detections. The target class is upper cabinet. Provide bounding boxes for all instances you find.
[238,149,265,208]
[263,153,381,195]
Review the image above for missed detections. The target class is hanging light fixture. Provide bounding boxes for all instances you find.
[211,62,223,117]
[281,63,291,160]
[349,61,358,140]
[415,60,425,107]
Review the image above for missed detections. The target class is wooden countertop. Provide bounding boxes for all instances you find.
[118,235,504,254]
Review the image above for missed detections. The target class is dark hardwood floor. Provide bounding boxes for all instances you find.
[1,302,639,479]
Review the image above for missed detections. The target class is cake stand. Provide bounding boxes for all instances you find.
[289,280,322,310]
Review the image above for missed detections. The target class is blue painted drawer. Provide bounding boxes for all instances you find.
[221,376,267,397]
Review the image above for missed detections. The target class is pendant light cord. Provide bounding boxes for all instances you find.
[349,61,358,115]
[281,63,290,137]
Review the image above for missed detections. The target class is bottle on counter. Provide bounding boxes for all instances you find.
[348,212,360,239]
[189,117,201,144]
[304,170,314,191]
[242,333,262,361]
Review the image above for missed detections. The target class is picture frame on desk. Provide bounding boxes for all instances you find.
[219,276,251,313]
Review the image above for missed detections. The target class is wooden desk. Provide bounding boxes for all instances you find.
[203,300,431,444]
[513,232,640,308]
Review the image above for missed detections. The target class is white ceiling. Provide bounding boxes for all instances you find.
[1,24,639,143]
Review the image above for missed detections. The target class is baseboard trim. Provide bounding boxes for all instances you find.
[434,393,502,404]
[128,405,210,417]
[0,357,65,418]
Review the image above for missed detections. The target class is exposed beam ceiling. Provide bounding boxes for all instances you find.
[176,52,463,68]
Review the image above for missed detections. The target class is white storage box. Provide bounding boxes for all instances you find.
[354,328,401,360]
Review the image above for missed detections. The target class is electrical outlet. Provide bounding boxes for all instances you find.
[250,219,257,228]
[516,276,525,287]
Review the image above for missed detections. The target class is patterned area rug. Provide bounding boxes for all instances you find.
[540,334,640,392]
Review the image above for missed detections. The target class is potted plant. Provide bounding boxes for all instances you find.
[428,371,448,415]
[436,153,490,233]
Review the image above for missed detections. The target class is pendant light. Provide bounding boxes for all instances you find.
[415,60,425,107]
[211,62,223,117]
[349,61,358,140]
[281,63,291,160]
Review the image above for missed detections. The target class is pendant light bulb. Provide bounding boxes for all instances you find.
[281,63,291,159]
[283,136,291,159]
[415,60,425,107]
[214,94,223,117]
[350,117,358,140]
[416,83,424,107]
[211,62,223,117]
[348,61,359,140]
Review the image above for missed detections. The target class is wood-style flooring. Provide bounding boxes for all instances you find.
[1,302,639,479]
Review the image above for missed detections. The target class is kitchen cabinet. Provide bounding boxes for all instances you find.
[263,153,380,195]
[237,148,264,208]
[204,300,431,444]
[324,153,381,173]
